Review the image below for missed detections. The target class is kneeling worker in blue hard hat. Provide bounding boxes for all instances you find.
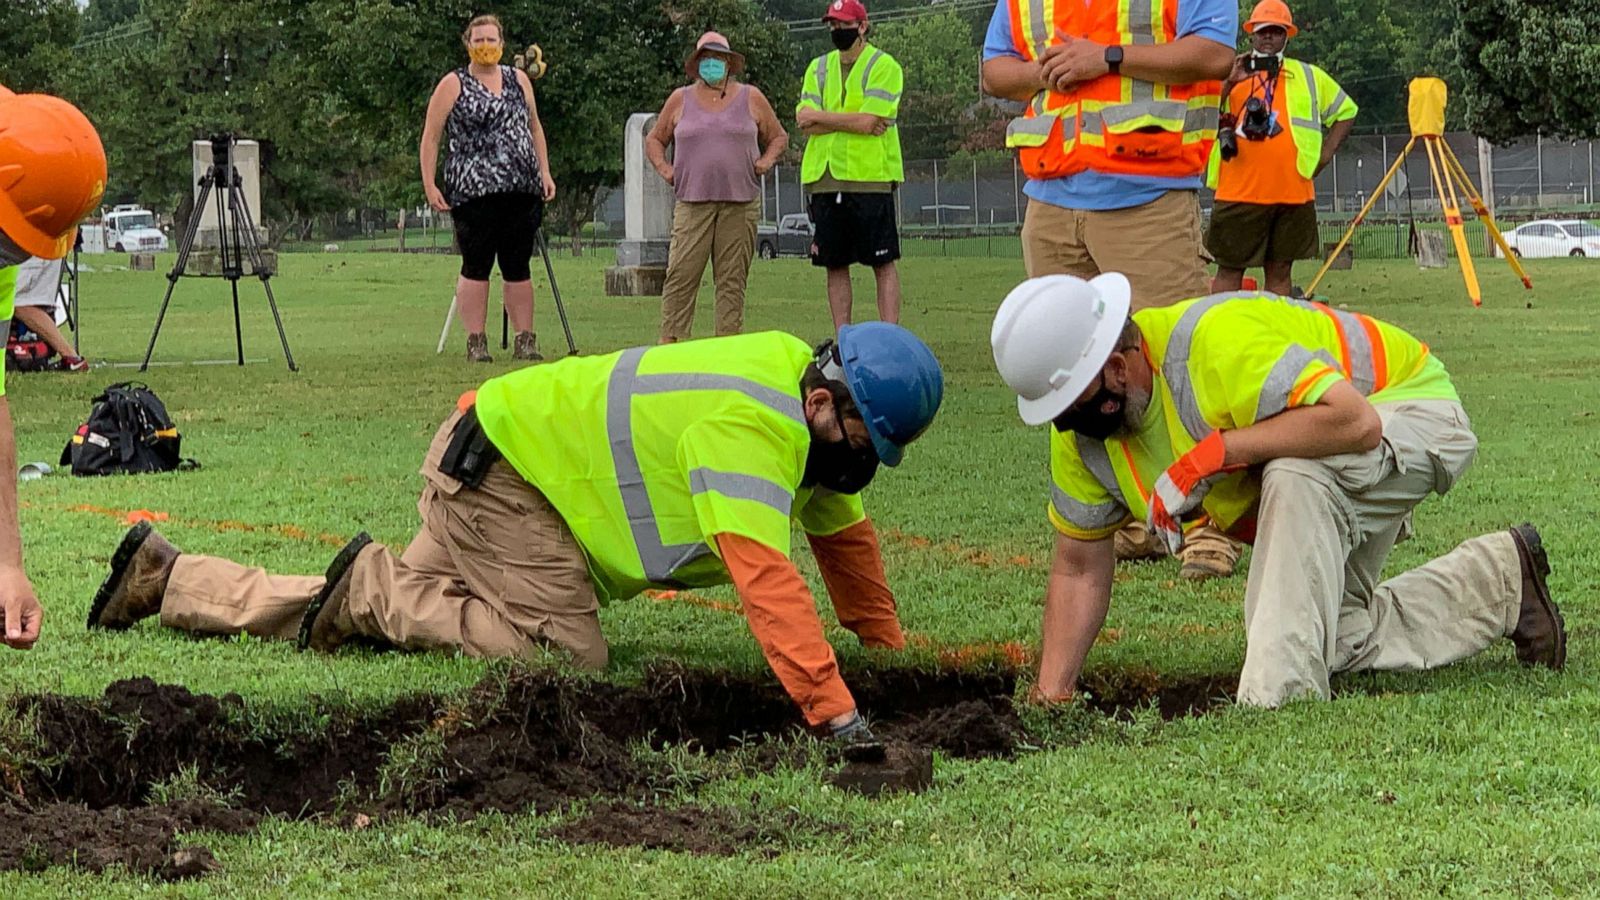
[89,326,944,750]
[992,275,1566,707]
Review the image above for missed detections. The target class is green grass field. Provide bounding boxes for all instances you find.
[2,249,1598,896]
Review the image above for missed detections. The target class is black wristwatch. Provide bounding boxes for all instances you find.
[1105,45,1124,75]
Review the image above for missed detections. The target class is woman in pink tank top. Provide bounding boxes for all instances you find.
[645,33,788,343]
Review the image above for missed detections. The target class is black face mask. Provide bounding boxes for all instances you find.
[1052,382,1126,440]
[803,403,881,494]
[830,28,861,51]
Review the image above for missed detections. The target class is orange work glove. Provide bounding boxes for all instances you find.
[1147,430,1242,554]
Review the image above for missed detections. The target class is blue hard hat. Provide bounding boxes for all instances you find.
[831,322,944,467]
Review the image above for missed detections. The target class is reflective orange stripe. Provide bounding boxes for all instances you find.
[1118,441,1150,504]
[1357,314,1387,391]
[1289,364,1338,407]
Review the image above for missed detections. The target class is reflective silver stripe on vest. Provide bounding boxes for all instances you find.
[814,56,830,108]
[1027,0,1050,56]
[858,49,884,95]
[1163,293,1381,441]
[1075,432,1129,509]
[1323,88,1349,122]
[801,93,824,107]
[863,89,900,103]
[1101,99,1188,127]
[1299,61,1318,127]
[1185,106,1220,133]
[1126,0,1155,44]
[1291,117,1322,131]
[689,467,794,516]
[1053,484,1127,531]
[607,347,803,584]
[1255,343,1341,423]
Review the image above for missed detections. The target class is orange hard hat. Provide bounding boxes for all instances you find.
[0,88,108,261]
[1244,0,1298,38]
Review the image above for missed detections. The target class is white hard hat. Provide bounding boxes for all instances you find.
[990,273,1132,426]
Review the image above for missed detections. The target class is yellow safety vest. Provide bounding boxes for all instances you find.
[797,45,904,184]
[475,332,866,602]
[1207,59,1358,188]
[0,267,14,397]
[1048,293,1457,541]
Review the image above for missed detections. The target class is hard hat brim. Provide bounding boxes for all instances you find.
[1014,273,1132,426]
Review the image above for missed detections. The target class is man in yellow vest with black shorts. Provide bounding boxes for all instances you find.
[0,85,107,651]
[1206,0,1357,296]
[981,0,1242,582]
[89,325,944,749]
[992,275,1567,707]
[797,0,904,330]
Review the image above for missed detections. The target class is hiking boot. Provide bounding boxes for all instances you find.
[88,522,180,630]
[466,333,493,363]
[1179,547,1237,582]
[1508,524,1566,670]
[829,709,887,763]
[1114,521,1168,562]
[298,533,373,653]
[512,330,543,361]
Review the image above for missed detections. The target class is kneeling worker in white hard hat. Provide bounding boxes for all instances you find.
[89,325,944,750]
[991,275,1566,707]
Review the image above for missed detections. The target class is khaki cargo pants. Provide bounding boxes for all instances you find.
[159,411,607,667]
[1237,400,1523,707]
[659,199,760,342]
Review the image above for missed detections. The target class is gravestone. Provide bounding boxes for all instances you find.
[605,113,672,296]
[1414,231,1448,269]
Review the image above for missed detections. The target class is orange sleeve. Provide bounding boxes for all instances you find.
[717,533,856,726]
[806,518,905,650]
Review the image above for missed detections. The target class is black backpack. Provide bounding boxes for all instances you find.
[60,382,195,476]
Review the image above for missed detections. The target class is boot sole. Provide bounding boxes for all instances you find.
[87,522,154,629]
[1511,524,1567,670]
[297,532,373,651]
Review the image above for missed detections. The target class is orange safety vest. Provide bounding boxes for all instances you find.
[1004,0,1222,180]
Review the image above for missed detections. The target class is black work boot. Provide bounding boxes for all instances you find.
[298,533,373,653]
[88,523,180,630]
[1508,524,1567,670]
[466,333,493,363]
[512,330,543,361]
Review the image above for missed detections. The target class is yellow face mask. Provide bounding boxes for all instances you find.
[469,44,503,66]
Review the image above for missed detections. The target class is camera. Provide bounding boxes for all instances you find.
[1217,113,1239,161]
[1244,53,1281,77]
[1239,96,1282,140]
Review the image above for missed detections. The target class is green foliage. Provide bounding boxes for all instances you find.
[0,0,81,93]
[870,10,982,158]
[147,763,246,808]
[1455,0,1600,141]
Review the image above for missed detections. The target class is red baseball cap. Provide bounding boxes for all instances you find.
[822,0,868,23]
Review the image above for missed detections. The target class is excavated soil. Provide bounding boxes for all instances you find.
[2,662,1235,879]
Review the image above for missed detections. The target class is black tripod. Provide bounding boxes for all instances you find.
[141,134,297,371]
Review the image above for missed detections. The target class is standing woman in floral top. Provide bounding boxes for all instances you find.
[421,14,557,362]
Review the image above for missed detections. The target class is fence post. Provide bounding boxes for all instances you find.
[1013,156,1021,223]
[1590,140,1595,205]
[1331,158,1339,213]
[933,159,942,230]
[1381,135,1389,214]
[1477,137,1495,216]
[1536,132,1544,207]
[972,158,980,227]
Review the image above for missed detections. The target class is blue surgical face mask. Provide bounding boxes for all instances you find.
[698,58,728,85]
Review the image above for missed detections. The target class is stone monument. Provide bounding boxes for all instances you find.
[189,139,275,276]
[605,113,672,296]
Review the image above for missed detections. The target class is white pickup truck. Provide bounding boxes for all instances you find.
[103,205,169,253]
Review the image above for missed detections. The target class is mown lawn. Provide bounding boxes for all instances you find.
[2,248,1597,896]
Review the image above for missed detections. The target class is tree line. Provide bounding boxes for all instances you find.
[1,0,1591,243]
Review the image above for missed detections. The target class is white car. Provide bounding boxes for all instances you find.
[1504,219,1600,258]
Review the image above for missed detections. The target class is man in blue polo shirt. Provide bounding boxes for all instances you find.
[981,0,1241,580]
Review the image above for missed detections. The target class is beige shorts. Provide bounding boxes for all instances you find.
[1020,190,1211,311]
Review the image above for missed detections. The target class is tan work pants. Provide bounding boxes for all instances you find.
[1237,400,1521,707]
[160,413,607,667]
[659,199,759,342]
[1020,190,1211,311]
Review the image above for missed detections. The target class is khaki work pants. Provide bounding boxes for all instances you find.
[1019,190,1212,311]
[659,199,760,342]
[160,412,607,667]
[1237,400,1521,707]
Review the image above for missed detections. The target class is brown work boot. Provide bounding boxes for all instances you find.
[1113,521,1168,562]
[298,533,373,653]
[466,332,493,363]
[512,330,543,361]
[88,522,180,630]
[1508,524,1566,670]
[1178,523,1240,582]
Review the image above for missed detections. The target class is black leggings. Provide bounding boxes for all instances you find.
[453,191,543,282]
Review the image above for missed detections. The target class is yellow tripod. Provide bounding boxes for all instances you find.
[1306,78,1531,307]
